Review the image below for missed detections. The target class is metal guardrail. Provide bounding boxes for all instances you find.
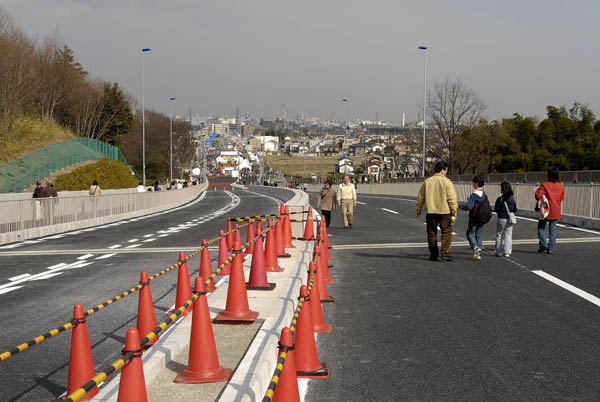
[0,138,129,194]
[0,185,204,235]
[381,170,600,184]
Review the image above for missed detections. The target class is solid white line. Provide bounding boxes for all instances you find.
[381,208,399,214]
[108,244,121,249]
[96,254,116,260]
[532,270,600,307]
[9,274,31,281]
[356,201,366,205]
[77,254,94,260]
[0,286,23,295]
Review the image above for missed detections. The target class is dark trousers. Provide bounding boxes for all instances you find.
[426,213,453,257]
[321,209,331,227]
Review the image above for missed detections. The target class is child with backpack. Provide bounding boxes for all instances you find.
[460,175,492,260]
[494,182,517,257]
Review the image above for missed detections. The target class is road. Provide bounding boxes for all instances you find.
[305,193,600,402]
[0,186,295,402]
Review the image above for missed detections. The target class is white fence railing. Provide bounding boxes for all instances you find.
[0,184,206,242]
[306,182,600,220]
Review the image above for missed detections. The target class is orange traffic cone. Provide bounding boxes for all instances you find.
[322,219,332,250]
[226,218,233,250]
[246,219,255,255]
[300,206,315,240]
[199,239,216,292]
[214,241,259,323]
[264,220,284,272]
[174,277,233,383]
[272,327,300,402]
[295,285,329,378]
[170,252,193,316]
[66,304,98,400]
[256,220,263,236]
[246,227,275,290]
[218,230,232,276]
[136,271,158,348]
[276,215,291,258]
[283,206,295,249]
[117,328,148,402]
[307,264,332,333]
[279,202,285,215]
[314,253,334,304]
[319,220,331,260]
[234,223,242,250]
[318,244,335,284]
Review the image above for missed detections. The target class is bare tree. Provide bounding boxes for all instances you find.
[427,77,486,172]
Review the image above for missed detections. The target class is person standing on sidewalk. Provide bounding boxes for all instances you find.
[416,161,458,261]
[318,179,336,228]
[89,180,101,196]
[535,166,564,254]
[337,175,357,229]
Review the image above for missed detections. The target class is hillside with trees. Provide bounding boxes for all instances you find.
[0,8,195,182]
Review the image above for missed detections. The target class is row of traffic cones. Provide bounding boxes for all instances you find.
[63,203,303,400]
[270,219,335,401]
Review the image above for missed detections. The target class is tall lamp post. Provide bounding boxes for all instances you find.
[169,97,176,183]
[342,99,348,152]
[141,48,151,186]
[418,46,427,177]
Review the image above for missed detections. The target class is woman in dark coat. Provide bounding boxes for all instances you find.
[317,179,336,228]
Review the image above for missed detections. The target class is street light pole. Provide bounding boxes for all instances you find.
[418,46,427,177]
[142,48,151,186]
[342,99,348,152]
[169,97,176,183]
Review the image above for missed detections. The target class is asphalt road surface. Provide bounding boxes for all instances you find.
[0,186,295,402]
[305,192,600,402]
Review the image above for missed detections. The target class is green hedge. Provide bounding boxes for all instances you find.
[54,158,138,191]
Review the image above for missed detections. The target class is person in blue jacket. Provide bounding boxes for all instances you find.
[494,181,517,257]
[460,175,489,260]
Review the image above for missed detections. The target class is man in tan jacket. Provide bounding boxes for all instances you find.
[337,175,357,229]
[416,161,458,261]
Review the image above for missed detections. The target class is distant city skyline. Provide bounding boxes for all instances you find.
[3,0,599,123]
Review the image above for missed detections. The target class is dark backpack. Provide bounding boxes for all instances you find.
[470,195,492,224]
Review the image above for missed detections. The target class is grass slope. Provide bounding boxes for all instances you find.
[0,116,76,164]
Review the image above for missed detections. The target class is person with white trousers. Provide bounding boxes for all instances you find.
[494,181,518,257]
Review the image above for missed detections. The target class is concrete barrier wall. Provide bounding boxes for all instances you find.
[0,183,207,244]
[306,182,600,229]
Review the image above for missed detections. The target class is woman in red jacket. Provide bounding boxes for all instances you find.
[535,166,565,254]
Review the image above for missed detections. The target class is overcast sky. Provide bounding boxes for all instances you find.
[3,0,599,123]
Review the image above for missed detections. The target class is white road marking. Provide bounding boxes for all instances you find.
[381,208,399,214]
[532,270,600,307]
[143,238,156,242]
[356,201,366,205]
[0,286,23,295]
[127,238,139,243]
[126,244,141,248]
[143,234,154,238]
[0,243,23,249]
[23,240,42,244]
[108,244,121,249]
[452,232,458,235]
[96,254,116,260]
[47,263,68,270]
[9,274,31,281]
[158,234,170,237]
[77,254,94,260]
[31,273,63,280]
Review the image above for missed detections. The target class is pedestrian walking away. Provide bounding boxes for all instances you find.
[317,179,336,228]
[460,175,492,260]
[535,166,564,254]
[32,181,43,222]
[494,182,517,258]
[337,175,357,229]
[416,161,458,262]
[89,180,101,196]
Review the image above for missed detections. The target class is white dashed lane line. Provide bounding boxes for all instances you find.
[381,208,399,214]
[143,238,157,242]
[126,244,141,249]
[356,201,367,205]
[9,274,31,281]
[96,254,116,260]
[127,238,139,243]
[77,254,94,260]
[108,244,121,249]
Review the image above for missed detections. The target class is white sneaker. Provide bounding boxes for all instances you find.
[503,253,510,258]
[473,247,481,260]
